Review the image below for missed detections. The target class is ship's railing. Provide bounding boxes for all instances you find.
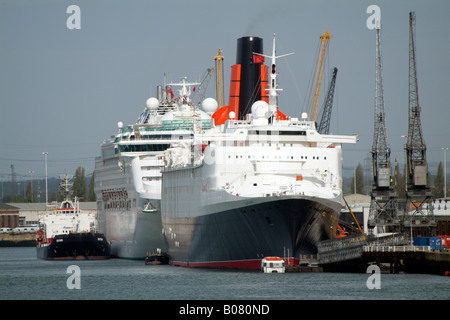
[121,119,213,139]
[318,234,367,254]
[318,246,364,264]
[317,233,410,264]
[363,245,431,253]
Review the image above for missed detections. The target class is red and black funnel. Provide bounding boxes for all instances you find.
[213,36,269,124]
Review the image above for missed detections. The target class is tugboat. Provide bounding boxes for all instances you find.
[145,248,170,265]
[36,174,110,260]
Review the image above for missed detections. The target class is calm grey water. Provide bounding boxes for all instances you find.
[0,247,449,301]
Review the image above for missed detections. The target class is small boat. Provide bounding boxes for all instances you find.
[261,257,285,273]
[145,248,169,265]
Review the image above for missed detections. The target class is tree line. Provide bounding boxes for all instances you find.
[2,166,96,203]
[349,161,448,199]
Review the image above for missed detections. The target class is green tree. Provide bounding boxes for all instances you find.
[25,181,34,202]
[394,161,406,199]
[87,172,96,201]
[72,166,87,200]
[433,162,444,198]
[350,163,365,194]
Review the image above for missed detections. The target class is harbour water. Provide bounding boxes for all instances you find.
[1,247,449,302]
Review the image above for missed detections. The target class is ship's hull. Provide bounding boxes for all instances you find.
[97,205,167,259]
[36,233,111,260]
[94,142,168,259]
[162,197,340,269]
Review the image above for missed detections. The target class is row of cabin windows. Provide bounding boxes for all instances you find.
[142,176,161,181]
[104,199,132,211]
[230,142,298,147]
[228,155,327,160]
[119,144,170,152]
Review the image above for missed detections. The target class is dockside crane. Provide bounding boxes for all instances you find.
[403,12,435,236]
[191,49,225,108]
[317,67,338,134]
[367,21,400,233]
[308,31,331,122]
[191,67,214,107]
[214,49,224,109]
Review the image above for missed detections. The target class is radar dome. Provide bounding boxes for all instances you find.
[229,111,236,119]
[117,121,123,128]
[146,97,159,110]
[201,98,218,113]
[251,100,269,118]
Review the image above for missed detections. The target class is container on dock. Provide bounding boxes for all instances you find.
[413,237,443,250]
[413,237,428,246]
[429,237,442,250]
[438,235,450,248]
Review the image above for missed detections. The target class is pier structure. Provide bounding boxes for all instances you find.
[316,233,409,272]
[362,244,450,275]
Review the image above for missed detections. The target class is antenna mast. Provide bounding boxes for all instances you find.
[254,34,294,119]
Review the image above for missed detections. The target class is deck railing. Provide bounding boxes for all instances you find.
[363,245,432,253]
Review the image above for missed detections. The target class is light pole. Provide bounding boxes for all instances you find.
[42,152,48,210]
[401,135,408,193]
[442,147,448,199]
[29,170,35,202]
[401,135,413,245]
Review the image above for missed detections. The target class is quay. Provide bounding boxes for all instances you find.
[316,233,408,273]
[315,233,450,276]
[285,255,323,272]
[0,232,35,247]
[285,265,323,273]
[362,245,450,275]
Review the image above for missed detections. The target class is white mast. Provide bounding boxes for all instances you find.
[168,77,200,108]
[254,34,294,119]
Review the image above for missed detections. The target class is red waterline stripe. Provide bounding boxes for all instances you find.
[170,258,299,270]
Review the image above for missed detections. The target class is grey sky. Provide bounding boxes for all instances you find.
[1,0,449,182]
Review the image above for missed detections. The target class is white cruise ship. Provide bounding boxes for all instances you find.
[94,78,215,259]
[160,35,358,269]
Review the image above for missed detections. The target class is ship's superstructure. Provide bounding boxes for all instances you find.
[94,78,216,258]
[160,35,357,269]
[37,174,110,260]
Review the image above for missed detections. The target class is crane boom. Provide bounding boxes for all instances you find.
[309,30,331,122]
[343,196,364,235]
[317,67,338,134]
[191,67,214,106]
